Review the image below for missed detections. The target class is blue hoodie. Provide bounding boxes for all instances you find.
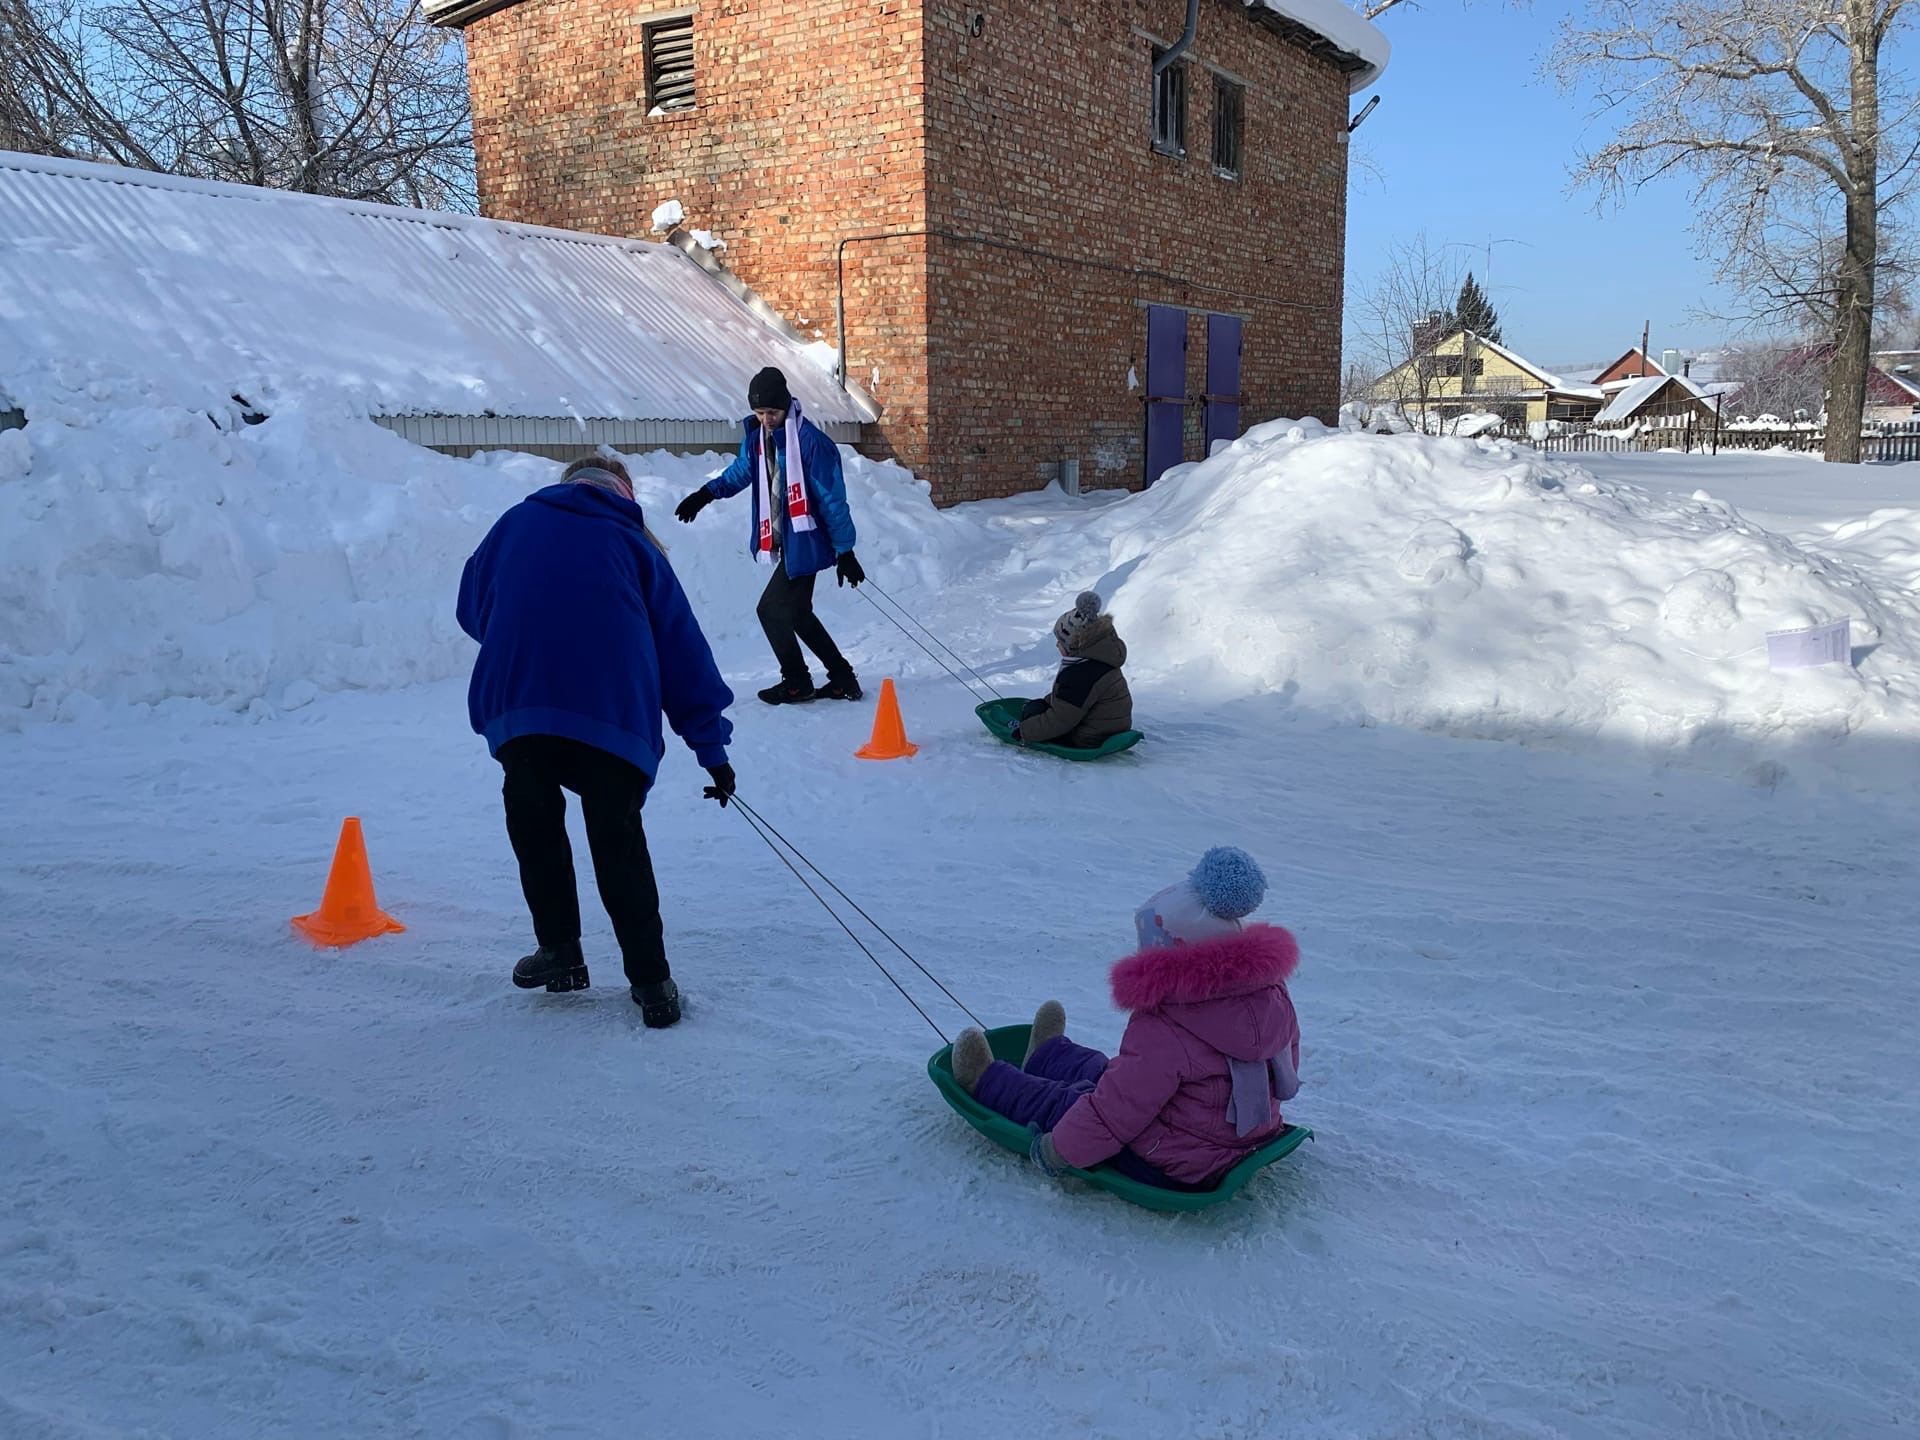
[457,483,733,780]
[705,413,856,579]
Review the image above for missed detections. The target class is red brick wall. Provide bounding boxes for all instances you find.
[461,0,1353,503]
[464,0,935,473]
[919,0,1350,501]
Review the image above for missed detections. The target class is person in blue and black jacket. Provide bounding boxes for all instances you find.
[674,366,867,705]
[457,455,735,1029]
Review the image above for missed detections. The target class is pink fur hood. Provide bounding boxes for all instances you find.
[1109,924,1300,1012]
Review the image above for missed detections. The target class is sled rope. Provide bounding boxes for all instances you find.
[733,796,986,1030]
[857,585,1004,703]
[729,795,985,1040]
[865,582,1006,700]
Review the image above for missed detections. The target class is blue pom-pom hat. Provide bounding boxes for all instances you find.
[1133,847,1268,949]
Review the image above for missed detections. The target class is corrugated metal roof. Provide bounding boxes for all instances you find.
[0,150,874,426]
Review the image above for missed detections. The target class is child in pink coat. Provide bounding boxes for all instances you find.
[952,847,1301,1190]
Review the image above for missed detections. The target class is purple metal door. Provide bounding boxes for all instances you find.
[1205,314,1243,452]
[1144,305,1187,487]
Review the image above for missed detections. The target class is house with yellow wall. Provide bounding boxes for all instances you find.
[1369,331,1603,429]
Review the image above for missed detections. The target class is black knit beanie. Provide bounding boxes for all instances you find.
[748,366,792,411]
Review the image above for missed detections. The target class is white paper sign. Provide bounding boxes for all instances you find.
[1766,619,1851,671]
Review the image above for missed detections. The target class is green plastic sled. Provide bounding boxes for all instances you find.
[928,1024,1311,1213]
[976,699,1144,762]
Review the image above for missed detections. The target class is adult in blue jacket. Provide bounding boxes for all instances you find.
[674,366,867,705]
[457,455,735,1029]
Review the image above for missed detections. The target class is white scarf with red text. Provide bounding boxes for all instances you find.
[756,401,817,562]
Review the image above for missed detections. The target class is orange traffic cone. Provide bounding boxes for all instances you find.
[855,678,919,760]
[291,817,406,947]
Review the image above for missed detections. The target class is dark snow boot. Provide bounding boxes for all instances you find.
[513,941,590,993]
[814,672,863,702]
[757,679,816,705]
[632,978,682,1029]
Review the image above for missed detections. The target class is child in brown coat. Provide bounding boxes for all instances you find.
[1011,591,1134,749]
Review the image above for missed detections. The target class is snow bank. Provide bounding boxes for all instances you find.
[0,393,954,726]
[9,384,1918,779]
[1093,420,1920,762]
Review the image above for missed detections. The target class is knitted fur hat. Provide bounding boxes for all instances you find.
[1054,590,1105,647]
[1133,847,1269,950]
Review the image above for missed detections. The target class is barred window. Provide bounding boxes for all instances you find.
[1152,48,1187,156]
[645,13,695,115]
[1212,75,1243,177]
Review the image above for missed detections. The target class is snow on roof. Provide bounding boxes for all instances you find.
[1463,332,1563,390]
[1594,373,1706,425]
[1249,0,1390,92]
[0,150,872,425]
[1547,361,1606,384]
[1880,366,1920,401]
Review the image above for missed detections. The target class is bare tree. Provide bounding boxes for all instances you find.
[1715,339,1832,421]
[1552,0,1920,462]
[1346,232,1469,430]
[0,0,472,209]
[1,0,160,165]
[1341,358,1383,407]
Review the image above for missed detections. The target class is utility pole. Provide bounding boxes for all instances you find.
[1641,319,1650,377]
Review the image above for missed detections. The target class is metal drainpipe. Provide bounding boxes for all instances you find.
[1155,0,1200,74]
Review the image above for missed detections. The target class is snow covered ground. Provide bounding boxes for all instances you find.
[3,414,1918,1437]
[1579,449,1920,604]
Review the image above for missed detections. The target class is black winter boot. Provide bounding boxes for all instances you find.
[757,679,816,705]
[632,978,682,1029]
[513,941,590,992]
[814,672,863,702]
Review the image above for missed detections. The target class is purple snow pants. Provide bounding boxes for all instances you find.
[971,1036,1207,1191]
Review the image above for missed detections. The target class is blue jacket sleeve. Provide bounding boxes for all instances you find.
[803,425,857,555]
[456,532,495,642]
[706,429,755,500]
[637,539,735,768]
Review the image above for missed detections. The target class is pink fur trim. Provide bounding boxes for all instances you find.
[1108,924,1300,1012]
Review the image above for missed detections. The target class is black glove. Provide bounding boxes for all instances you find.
[836,550,866,588]
[1019,698,1049,721]
[703,763,736,807]
[675,489,714,524]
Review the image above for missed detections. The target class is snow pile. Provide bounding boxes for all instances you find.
[1818,507,1920,594]
[9,383,1919,778]
[0,396,955,726]
[1095,420,1920,761]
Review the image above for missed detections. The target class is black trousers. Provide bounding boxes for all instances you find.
[757,565,852,685]
[498,735,668,986]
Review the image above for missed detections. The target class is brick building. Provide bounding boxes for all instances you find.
[430,0,1387,503]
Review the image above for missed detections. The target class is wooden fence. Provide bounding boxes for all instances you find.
[1508,418,1920,462]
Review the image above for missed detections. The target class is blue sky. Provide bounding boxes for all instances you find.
[1342,3,1738,370]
